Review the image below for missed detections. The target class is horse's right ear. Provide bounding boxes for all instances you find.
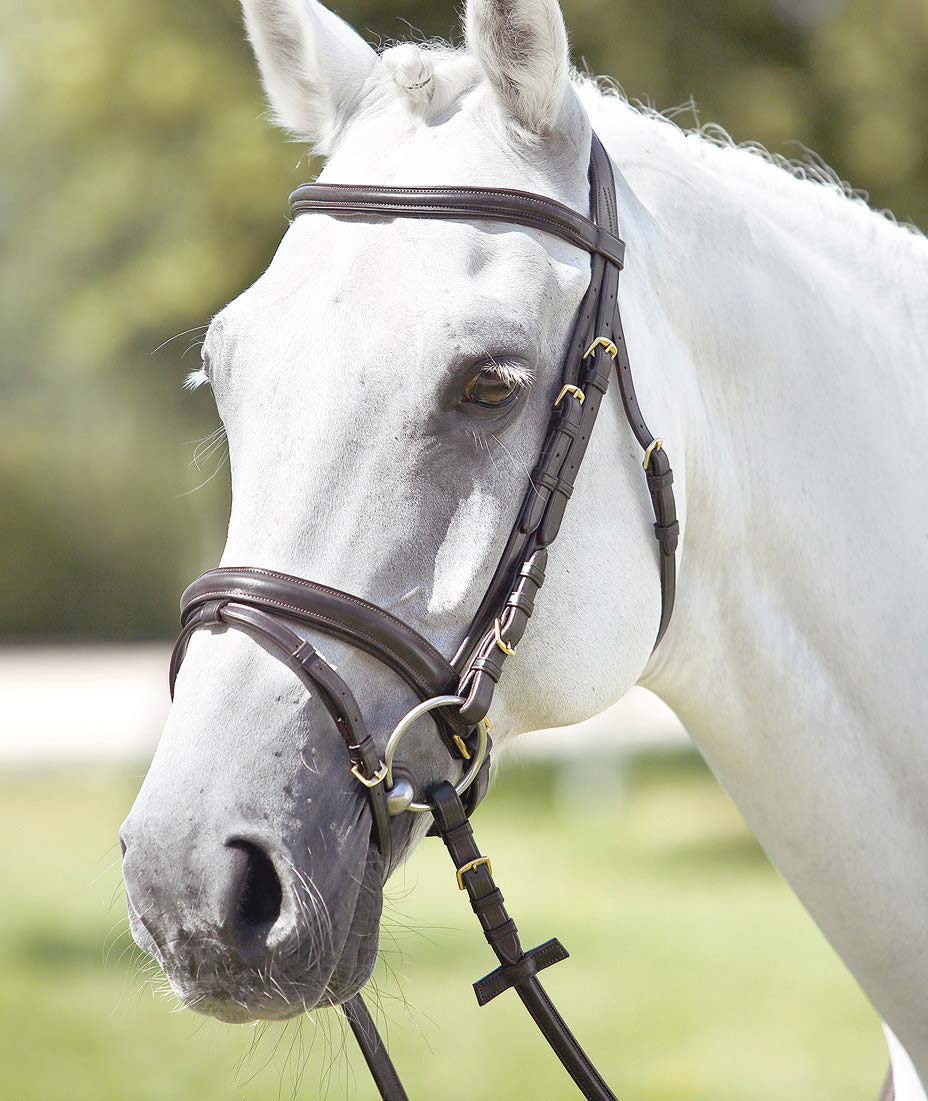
[240,0,380,153]
[465,0,572,138]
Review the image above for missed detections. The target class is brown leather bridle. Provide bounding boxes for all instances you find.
[170,134,678,1100]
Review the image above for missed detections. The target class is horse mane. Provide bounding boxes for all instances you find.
[379,41,925,251]
[574,71,927,251]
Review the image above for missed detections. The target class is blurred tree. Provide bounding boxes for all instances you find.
[1,0,924,638]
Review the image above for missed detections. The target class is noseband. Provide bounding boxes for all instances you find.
[170,134,678,1101]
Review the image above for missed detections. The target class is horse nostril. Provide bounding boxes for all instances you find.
[228,840,283,935]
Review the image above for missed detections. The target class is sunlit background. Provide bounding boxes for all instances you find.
[2,0,925,1097]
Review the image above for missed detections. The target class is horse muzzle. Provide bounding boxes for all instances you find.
[121,817,385,1022]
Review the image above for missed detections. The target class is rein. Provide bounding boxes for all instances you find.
[170,133,678,1100]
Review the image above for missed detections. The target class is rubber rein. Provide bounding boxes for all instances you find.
[170,133,679,1100]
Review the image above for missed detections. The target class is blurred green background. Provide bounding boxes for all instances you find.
[2,0,926,640]
[0,755,887,1100]
[2,0,924,1098]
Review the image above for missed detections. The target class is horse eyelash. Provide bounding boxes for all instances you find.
[482,358,535,390]
[183,367,211,391]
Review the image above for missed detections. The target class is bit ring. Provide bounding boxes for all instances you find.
[384,696,490,814]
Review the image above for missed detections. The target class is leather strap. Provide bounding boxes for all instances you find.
[170,599,394,874]
[177,567,460,708]
[342,994,409,1101]
[457,549,548,724]
[448,142,617,672]
[289,183,626,269]
[454,134,678,722]
[430,782,618,1101]
[174,566,470,754]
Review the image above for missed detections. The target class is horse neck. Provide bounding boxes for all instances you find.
[593,99,928,745]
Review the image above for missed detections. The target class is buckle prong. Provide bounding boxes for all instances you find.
[350,761,388,789]
[554,385,585,408]
[452,734,473,761]
[643,438,664,471]
[494,618,516,657]
[583,337,618,360]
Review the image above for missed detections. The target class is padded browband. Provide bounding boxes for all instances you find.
[289,183,626,269]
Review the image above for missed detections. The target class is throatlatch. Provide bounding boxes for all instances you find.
[171,132,678,1099]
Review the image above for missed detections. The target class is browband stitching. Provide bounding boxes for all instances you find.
[192,567,453,673]
[292,183,602,220]
[290,193,625,263]
[183,589,444,700]
[292,201,621,259]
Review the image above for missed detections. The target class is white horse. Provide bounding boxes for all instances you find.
[120,1,928,1096]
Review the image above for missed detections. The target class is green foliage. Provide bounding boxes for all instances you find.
[0,755,884,1099]
[2,0,925,638]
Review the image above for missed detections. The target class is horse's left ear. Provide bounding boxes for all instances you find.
[241,0,380,152]
[465,0,573,137]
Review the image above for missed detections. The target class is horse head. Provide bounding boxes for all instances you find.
[121,0,666,1025]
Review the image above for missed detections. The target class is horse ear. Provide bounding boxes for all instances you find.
[240,0,379,152]
[465,0,572,137]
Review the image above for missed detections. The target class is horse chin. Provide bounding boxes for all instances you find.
[184,992,302,1024]
[319,846,385,1008]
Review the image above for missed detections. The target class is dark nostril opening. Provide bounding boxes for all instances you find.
[228,841,283,932]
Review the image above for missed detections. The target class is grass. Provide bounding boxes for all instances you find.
[0,751,885,1101]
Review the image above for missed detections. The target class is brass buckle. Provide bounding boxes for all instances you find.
[642,438,664,471]
[554,385,585,408]
[350,761,388,789]
[583,337,618,360]
[456,856,493,891]
[494,618,516,657]
[452,734,472,761]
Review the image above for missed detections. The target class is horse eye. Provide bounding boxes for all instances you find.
[464,371,521,409]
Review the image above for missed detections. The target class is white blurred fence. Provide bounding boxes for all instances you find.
[0,645,687,768]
